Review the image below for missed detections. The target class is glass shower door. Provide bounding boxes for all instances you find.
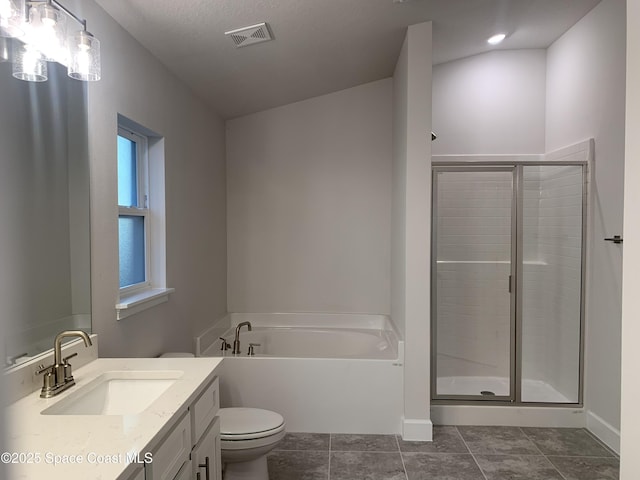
[519,165,585,403]
[432,168,515,400]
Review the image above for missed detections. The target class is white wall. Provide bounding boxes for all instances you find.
[392,22,433,440]
[620,0,640,476]
[75,0,228,356]
[391,38,408,340]
[545,0,626,437]
[432,50,546,155]
[226,79,392,314]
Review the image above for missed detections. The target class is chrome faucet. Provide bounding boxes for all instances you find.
[37,330,92,398]
[232,322,252,355]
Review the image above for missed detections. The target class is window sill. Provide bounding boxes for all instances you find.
[116,287,175,321]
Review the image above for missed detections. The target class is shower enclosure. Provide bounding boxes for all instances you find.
[431,162,586,405]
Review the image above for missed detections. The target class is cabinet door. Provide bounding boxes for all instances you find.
[173,461,192,480]
[147,412,192,480]
[191,417,221,480]
[124,466,145,480]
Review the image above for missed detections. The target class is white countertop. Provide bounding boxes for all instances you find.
[6,357,223,480]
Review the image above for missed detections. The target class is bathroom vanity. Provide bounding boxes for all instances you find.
[6,357,223,480]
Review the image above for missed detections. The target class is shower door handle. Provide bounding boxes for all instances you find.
[508,275,512,293]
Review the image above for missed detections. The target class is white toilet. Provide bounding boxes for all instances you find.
[219,407,286,480]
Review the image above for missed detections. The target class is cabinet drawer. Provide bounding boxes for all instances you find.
[147,411,191,480]
[191,376,219,444]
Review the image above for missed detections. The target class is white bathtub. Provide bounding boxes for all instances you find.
[217,326,397,359]
[196,313,404,434]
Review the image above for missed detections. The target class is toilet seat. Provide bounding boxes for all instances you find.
[219,408,285,442]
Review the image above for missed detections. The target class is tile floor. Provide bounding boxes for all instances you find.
[266,426,619,480]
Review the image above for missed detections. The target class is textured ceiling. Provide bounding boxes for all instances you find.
[95,0,601,119]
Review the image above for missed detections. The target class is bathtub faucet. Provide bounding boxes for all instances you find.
[233,321,252,355]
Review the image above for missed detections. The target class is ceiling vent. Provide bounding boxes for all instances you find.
[225,23,273,48]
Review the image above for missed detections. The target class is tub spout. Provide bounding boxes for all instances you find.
[233,321,252,355]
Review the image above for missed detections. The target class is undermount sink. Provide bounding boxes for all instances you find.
[41,370,183,416]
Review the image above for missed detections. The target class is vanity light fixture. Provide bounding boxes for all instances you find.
[5,0,101,82]
[487,33,506,45]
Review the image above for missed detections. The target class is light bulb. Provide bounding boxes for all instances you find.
[22,4,67,63]
[0,0,25,38]
[0,0,11,19]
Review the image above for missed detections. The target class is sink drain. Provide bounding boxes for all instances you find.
[480,390,496,396]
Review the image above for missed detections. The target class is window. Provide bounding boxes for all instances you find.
[118,128,149,291]
[116,116,173,320]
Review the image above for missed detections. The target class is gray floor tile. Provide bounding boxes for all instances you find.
[398,426,469,453]
[548,456,620,480]
[275,432,330,451]
[403,453,484,480]
[267,450,329,480]
[331,433,399,452]
[474,455,564,480]
[521,428,614,457]
[457,426,540,455]
[330,452,406,480]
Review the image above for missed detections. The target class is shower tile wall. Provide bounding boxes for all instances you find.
[435,171,512,382]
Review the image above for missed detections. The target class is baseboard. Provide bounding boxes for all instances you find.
[431,405,585,427]
[402,417,433,441]
[586,410,620,454]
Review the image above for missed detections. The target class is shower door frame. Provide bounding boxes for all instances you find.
[430,161,588,407]
[431,165,518,403]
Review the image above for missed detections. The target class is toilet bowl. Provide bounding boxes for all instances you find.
[219,407,285,480]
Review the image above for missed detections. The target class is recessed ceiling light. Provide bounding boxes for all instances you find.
[487,33,506,45]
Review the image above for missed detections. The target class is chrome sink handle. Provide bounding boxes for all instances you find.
[219,337,231,352]
[247,343,261,356]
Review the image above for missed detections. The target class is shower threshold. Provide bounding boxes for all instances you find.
[437,376,571,403]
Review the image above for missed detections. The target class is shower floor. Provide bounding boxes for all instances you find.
[437,376,571,403]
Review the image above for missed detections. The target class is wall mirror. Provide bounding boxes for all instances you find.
[0,40,91,368]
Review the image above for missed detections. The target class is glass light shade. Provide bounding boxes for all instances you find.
[0,0,26,38]
[12,42,47,81]
[0,36,9,61]
[68,30,100,81]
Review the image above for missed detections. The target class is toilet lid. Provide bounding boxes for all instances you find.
[219,408,285,440]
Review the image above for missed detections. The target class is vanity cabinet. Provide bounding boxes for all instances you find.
[146,376,221,480]
[125,467,146,480]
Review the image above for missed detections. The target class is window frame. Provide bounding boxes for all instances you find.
[117,126,151,295]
